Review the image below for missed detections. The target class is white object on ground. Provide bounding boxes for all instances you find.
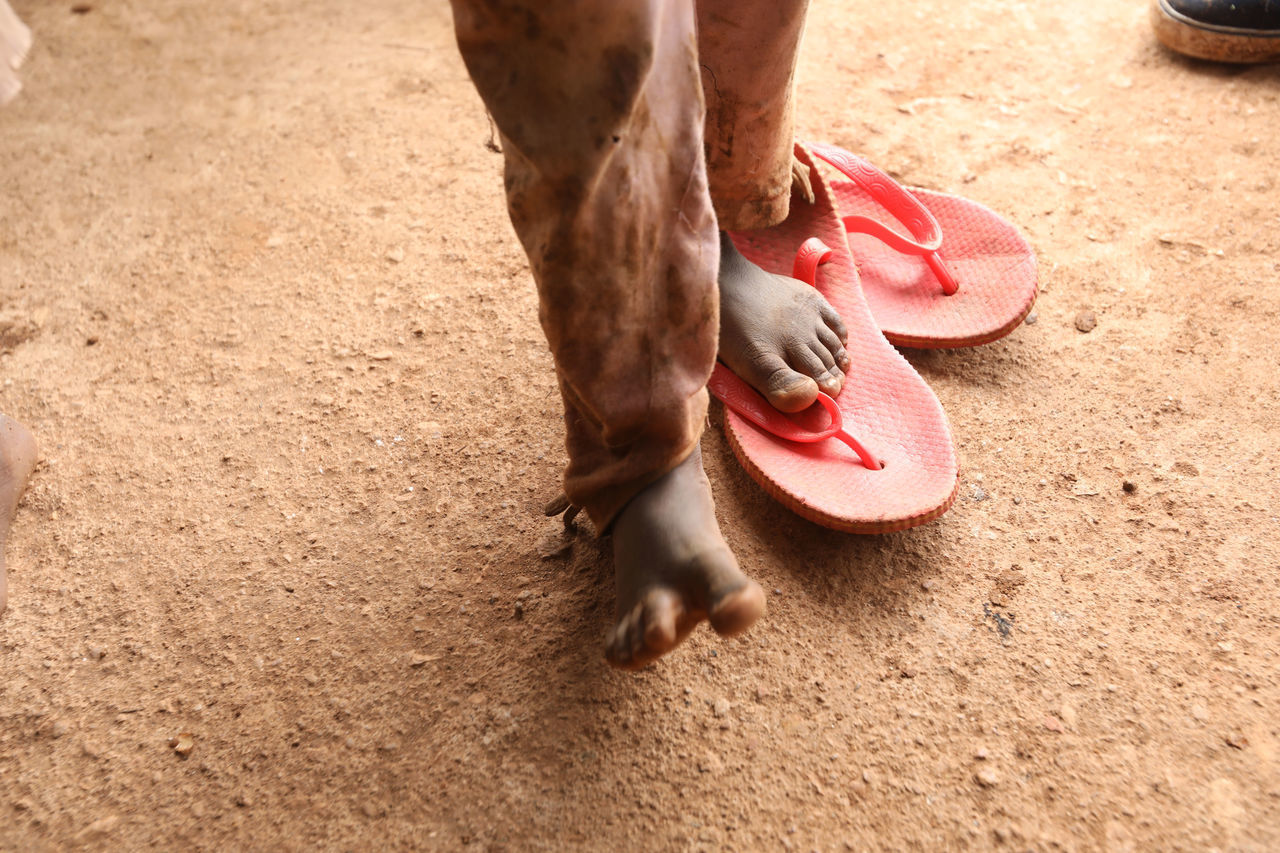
[1,0,32,106]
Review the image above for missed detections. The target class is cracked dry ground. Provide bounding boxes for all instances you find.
[1,0,1278,849]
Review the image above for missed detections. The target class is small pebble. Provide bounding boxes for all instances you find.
[75,816,120,840]
[1122,480,1137,493]
[1023,311,1038,325]
[170,732,195,757]
[975,768,1000,788]
[1075,310,1097,333]
[87,646,106,661]
[536,530,572,560]
[712,698,731,718]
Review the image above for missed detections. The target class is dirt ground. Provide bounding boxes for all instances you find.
[2,0,1279,849]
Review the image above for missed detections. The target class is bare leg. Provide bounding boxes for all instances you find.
[0,415,37,613]
[450,0,766,667]
[606,446,765,668]
[695,1,847,412]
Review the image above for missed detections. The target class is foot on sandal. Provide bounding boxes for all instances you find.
[606,446,765,669]
[0,415,37,613]
[717,230,850,414]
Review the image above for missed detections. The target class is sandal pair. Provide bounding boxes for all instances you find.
[709,143,1037,532]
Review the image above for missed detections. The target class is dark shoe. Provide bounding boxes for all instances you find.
[1152,0,1280,63]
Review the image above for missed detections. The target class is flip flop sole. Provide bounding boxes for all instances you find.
[831,180,1039,349]
[722,145,959,533]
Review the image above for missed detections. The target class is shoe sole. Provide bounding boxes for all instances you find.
[1151,0,1280,63]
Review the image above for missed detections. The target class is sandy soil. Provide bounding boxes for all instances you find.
[2,0,1279,849]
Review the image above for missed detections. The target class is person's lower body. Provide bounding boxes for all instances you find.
[0,0,32,106]
[1151,0,1280,63]
[1,2,37,615]
[449,0,848,667]
[0,415,37,613]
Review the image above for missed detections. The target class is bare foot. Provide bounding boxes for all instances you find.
[718,231,850,413]
[606,446,765,669]
[0,415,37,614]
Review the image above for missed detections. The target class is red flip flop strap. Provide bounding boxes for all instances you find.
[709,365,880,469]
[792,236,833,283]
[708,364,839,444]
[808,142,960,296]
[809,142,942,251]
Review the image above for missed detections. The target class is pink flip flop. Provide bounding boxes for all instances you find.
[809,142,1038,349]
[710,144,959,533]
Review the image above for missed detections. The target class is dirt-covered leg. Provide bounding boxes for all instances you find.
[606,446,764,669]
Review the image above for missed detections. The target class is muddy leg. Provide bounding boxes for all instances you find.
[606,446,765,669]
